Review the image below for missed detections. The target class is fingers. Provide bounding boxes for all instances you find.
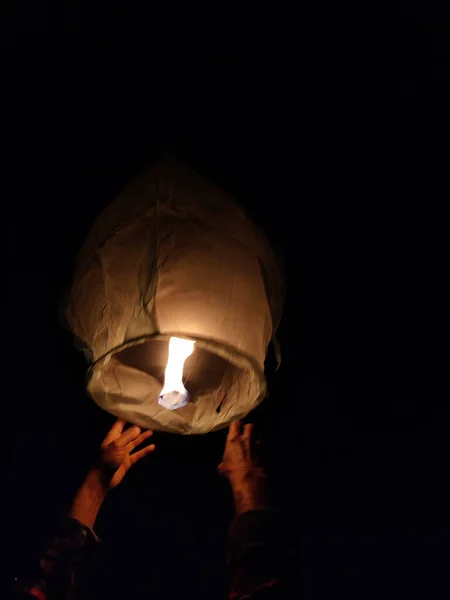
[102,418,126,446]
[242,423,254,458]
[127,429,153,451]
[227,420,242,442]
[130,443,156,464]
[242,423,254,439]
[117,425,143,446]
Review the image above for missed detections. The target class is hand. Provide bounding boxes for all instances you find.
[218,421,265,483]
[218,421,269,515]
[98,418,156,489]
[69,419,156,528]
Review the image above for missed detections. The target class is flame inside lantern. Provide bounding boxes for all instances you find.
[158,337,195,410]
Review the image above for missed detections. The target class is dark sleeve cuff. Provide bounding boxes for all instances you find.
[227,509,295,561]
[226,509,297,598]
[58,517,101,549]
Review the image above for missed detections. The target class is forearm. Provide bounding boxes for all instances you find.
[226,473,296,597]
[227,509,296,599]
[69,468,108,529]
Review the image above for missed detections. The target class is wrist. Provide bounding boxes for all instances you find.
[84,467,110,495]
[232,486,269,515]
[229,471,269,515]
[228,468,267,490]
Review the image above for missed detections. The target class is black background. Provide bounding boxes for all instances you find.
[3,4,450,599]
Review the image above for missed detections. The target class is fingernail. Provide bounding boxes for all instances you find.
[133,426,140,434]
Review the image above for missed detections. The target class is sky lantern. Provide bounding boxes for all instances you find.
[66,158,284,434]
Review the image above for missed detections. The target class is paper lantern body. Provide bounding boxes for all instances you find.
[66,159,283,434]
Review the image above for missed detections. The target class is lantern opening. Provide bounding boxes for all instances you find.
[158,337,195,410]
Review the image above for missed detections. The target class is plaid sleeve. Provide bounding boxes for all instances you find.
[14,517,101,600]
[227,509,296,599]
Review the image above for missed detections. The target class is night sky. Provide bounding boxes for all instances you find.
[3,6,450,599]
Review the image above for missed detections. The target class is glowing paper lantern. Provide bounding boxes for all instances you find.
[66,158,283,434]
